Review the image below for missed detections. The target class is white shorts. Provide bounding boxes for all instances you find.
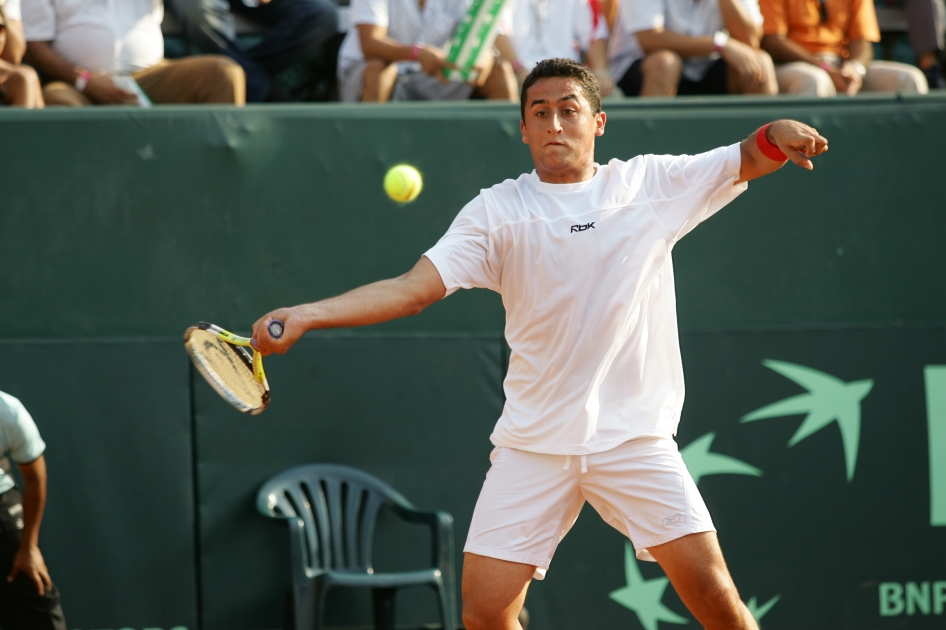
[464,437,715,579]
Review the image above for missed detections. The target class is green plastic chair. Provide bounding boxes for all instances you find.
[256,464,457,630]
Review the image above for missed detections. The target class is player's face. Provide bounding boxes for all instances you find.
[520,77,606,181]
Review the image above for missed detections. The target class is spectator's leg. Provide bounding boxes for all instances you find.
[133,57,247,104]
[165,0,273,102]
[862,60,929,93]
[907,0,945,87]
[774,62,836,96]
[361,59,398,102]
[727,50,778,94]
[231,0,339,78]
[476,58,518,101]
[0,62,45,107]
[639,51,682,97]
[41,82,91,106]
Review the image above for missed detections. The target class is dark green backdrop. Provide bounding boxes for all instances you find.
[0,94,944,630]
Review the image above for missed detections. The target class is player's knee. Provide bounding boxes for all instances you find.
[461,601,508,630]
[641,50,682,81]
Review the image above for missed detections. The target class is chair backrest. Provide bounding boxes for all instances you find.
[257,464,414,575]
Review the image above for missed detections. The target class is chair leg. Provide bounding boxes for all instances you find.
[432,578,457,630]
[292,581,316,630]
[372,587,397,630]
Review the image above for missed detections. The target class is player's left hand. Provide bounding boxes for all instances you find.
[768,119,829,170]
[252,307,306,356]
[8,545,52,595]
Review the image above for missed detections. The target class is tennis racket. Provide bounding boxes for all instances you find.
[184,320,284,415]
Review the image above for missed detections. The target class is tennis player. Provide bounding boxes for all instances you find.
[253,57,827,630]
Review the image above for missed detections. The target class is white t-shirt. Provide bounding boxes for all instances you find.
[499,0,608,70]
[337,0,468,77]
[425,144,746,455]
[0,391,46,495]
[610,0,763,82]
[22,0,164,75]
[5,0,22,21]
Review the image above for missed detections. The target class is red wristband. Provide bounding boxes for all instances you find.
[756,123,787,162]
[410,43,422,60]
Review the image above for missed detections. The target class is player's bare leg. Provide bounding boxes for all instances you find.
[648,532,758,630]
[461,552,534,630]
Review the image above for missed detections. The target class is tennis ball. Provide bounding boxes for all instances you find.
[384,165,423,203]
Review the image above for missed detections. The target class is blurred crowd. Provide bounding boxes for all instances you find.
[0,0,941,108]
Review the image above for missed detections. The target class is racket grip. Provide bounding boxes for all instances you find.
[268,319,285,340]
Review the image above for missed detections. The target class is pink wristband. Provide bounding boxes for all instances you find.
[756,124,788,162]
[410,44,422,60]
[818,61,833,72]
[512,60,525,72]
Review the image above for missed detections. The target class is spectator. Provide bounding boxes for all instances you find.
[494,0,615,96]
[880,0,945,88]
[165,0,339,102]
[336,0,517,103]
[760,0,928,95]
[0,0,43,107]
[609,0,778,97]
[0,391,65,630]
[22,0,246,106]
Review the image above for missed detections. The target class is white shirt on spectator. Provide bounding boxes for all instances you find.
[610,0,763,83]
[5,0,22,21]
[21,0,164,75]
[424,144,746,455]
[337,0,469,77]
[499,0,608,70]
[0,391,47,495]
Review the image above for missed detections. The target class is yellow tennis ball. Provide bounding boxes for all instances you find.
[384,165,423,203]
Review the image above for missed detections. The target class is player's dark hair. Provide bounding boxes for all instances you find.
[520,58,602,121]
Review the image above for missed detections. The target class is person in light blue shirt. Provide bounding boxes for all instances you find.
[0,390,65,630]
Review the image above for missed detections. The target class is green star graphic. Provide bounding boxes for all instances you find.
[680,432,762,485]
[746,594,781,627]
[609,542,689,630]
[741,359,873,481]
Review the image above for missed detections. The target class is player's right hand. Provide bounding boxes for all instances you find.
[84,75,139,105]
[252,307,304,356]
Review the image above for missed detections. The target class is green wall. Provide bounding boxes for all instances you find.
[0,95,944,630]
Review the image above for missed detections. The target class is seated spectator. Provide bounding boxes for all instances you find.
[22,0,246,106]
[494,0,615,96]
[879,0,945,88]
[760,0,928,95]
[336,0,517,103]
[0,0,43,107]
[609,0,778,97]
[0,390,65,630]
[165,0,339,102]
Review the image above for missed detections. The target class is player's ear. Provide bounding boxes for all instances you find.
[520,119,528,144]
[595,111,606,137]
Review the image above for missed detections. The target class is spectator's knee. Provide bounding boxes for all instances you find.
[363,59,391,82]
[202,55,247,104]
[900,66,929,94]
[757,50,778,95]
[641,50,682,81]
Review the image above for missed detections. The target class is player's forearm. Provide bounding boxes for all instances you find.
[17,458,47,551]
[761,34,819,65]
[636,29,715,58]
[25,41,81,83]
[718,0,762,47]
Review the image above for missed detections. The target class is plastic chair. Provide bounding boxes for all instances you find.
[256,464,457,630]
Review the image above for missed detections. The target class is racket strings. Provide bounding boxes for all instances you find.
[186,329,266,412]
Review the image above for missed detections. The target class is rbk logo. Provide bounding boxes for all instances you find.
[571,222,595,233]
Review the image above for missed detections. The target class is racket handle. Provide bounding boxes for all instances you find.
[268,319,285,340]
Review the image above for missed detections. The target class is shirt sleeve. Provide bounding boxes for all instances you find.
[20,0,56,41]
[350,0,389,29]
[0,394,46,465]
[759,0,788,36]
[620,0,665,35]
[643,143,747,242]
[423,195,501,296]
[848,0,880,43]
[5,0,21,22]
[739,0,764,27]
